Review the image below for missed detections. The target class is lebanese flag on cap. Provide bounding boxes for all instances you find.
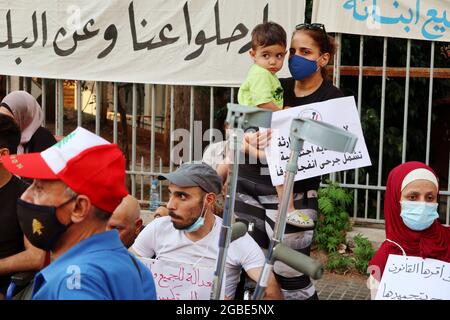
[2,127,128,213]
[3,127,109,179]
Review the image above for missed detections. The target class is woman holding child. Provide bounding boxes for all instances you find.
[233,22,343,300]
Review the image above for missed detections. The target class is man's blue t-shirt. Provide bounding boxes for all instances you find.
[32,230,156,300]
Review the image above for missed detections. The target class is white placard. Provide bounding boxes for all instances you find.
[139,257,224,300]
[0,0,305,86]
[376,254,450,300]
[312,0,450,42]
[265,96,371,186]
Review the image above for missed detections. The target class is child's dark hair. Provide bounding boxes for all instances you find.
[251,21,286,50]
[0,113,21,154]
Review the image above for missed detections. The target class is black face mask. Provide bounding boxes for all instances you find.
[17,197,76,251]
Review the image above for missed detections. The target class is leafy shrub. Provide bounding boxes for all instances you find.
[315,181,352,252]
[314,182,376,275]
[352,233,376,274]
[326,252,352,273]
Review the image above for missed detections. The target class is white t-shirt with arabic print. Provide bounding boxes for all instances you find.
[132,215,264,299]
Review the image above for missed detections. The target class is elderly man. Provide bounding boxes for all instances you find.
[130,162,283,300]
[107,195,143,248]
[1,127,156,300]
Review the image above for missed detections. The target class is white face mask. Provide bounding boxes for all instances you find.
[400,201,439,231]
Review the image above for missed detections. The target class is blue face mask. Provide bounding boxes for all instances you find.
[400,201,439,231]
[288,55,319,81]
[182,198,207,233]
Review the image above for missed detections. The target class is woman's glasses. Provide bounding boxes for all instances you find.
[295,23,330,53]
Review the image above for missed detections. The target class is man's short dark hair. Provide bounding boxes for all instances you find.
[0,114,20,154]
[251,21,287,50]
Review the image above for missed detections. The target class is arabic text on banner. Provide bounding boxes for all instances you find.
[312,0,450,42]
[0,0,305,86]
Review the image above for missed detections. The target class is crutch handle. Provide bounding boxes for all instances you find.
[273,243,324,280]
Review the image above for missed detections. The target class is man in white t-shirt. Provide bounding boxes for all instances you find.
[130,162,282,300]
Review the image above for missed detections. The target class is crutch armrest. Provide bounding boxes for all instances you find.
[273,243,324,280]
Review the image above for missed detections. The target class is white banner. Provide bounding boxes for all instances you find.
[139,257,224,300]
[265,97,372,186]
[0,0,305,86]
[312,0,450,42]
[376,254,450,300]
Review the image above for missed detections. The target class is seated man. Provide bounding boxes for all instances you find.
[0,114,45,299]
[130,162,283,300]
[1,127,156,300]
[107,195,143,248]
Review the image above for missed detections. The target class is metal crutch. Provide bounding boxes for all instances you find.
[252,117,358,300]
[210,104,272,300]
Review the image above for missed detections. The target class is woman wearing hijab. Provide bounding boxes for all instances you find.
[0,91,56,154]
[368,161,450,299]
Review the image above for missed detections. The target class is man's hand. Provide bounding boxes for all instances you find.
[243,129,273,161]
[246,267,283,300]
[245,129,272,149]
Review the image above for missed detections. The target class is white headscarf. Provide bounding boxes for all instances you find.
[401,168,439,191]
[1,91,43,154]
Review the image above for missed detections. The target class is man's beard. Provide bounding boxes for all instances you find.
[169,198,205,230]
[170,211,198,230]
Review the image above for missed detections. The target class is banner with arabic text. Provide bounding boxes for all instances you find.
[312,0,450,42]
[0,0,305,86]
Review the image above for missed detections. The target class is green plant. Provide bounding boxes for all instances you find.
[314,181,353,252]
[326,252,352,273]
[352,233,376,274]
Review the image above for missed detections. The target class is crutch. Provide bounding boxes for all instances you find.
[210,104,272,300]
[252,117,358,300]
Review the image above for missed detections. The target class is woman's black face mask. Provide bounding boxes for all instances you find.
[16,196,76,251]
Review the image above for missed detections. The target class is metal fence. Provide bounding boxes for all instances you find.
[2,33,450,226]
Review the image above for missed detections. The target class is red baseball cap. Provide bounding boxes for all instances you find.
[2,127,128,213]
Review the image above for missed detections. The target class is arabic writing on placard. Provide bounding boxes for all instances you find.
[342,0,449,40]
[274,140,364,177]
[376,254,450,300]
[138,257,219,300]
[266,96,372,186]
[0,0,267,65]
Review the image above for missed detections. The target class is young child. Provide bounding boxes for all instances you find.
[238,21,286,111]
[238,22,313,229]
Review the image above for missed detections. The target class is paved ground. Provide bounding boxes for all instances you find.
[313,272,371,300]
[311,225,383,300]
